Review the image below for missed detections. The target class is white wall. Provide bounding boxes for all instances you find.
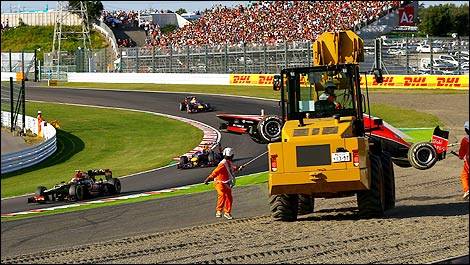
[67,73,230,85]
[1,72,17,81]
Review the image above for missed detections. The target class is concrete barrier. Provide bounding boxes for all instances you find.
[1,111,57,174]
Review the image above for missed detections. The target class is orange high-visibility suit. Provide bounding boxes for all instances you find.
[206,159,237,214]
[458,135,469,193]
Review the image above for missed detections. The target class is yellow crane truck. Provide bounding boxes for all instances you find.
[268,30,393,221]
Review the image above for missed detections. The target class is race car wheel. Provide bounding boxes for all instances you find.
[108,178,121,194]
[179,102,186,111]
[69,184,85,201]
[407,141,438,170]
[257,115,283,143]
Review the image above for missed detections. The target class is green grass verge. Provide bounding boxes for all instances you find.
[400,128,435,143]
[1,102,203,198]
[0,25,109,61]
[1,171,269,222]
[370,104,443,128]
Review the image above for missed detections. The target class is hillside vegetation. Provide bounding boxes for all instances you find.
[1,25,109,60]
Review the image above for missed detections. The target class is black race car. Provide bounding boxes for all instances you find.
[27,169,121,203]
[177,145,223,169]
[179,96,214,113]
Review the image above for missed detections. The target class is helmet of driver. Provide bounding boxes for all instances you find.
[465,121,469,135]
[222,147,234,159]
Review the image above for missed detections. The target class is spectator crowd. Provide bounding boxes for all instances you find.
[101,1,402,49]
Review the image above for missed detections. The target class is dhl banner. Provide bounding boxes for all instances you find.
[229,74,469,90]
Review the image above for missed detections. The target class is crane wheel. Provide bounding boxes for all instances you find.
[270,194,298,221]
[381,153,396,210]
[298,194,315,215]
[357,154,385,218]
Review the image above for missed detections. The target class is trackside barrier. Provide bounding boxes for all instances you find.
[229,74,469,90]
[1,111,57,174]
[66,73,468,90]
[67,73,230,85]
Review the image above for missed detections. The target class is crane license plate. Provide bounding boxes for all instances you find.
[331,152,350,163]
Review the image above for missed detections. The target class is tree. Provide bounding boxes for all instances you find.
[68,1,104,21]
[176,8,187,15]
[418,3,469,36]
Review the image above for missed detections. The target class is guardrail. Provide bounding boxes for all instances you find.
[1,111,57,174]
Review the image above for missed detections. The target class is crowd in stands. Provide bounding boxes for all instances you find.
[101,1,402,48]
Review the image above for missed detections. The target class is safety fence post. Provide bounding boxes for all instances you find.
[9,49,12,72]
[21,51,25,81]
[186,46,190,73]
[307,41,311,67]
[205,45,209,73]
[152,46,156,73]
[429,36,433,74]
[21,79,25,134]
[135,48,139,73]
[10,77,13,132]
[224,44,228,73]
[457,35,461,74]
[34,49,38,82]
[405,36,409,74]
[263,43,267,74]
[169,45,173,73]
[284,41,288,69]
[119,48,123,73]
[243,42,247,74]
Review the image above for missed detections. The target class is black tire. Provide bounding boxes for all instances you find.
[381,153,396,210]
[270,194,298,221]
[180,155,189,164]
[257,115,283,143]
[298,194,315,215]
[248,127,266,144]
[179,102,186,111]
[69,184,85,201]
[407,142,438,170]
[357,154,385,218]
[108,178,121,194]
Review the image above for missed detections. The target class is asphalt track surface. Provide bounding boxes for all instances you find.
[1,87,278,214]
[1,87,468,263]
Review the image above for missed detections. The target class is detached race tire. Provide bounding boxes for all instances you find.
[257,115,283,143]
[407,142,437,170]
[270,194,298,221]
[357,154,385,218]
[298,194,315,215]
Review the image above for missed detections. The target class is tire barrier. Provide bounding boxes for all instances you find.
[1,111,57,174]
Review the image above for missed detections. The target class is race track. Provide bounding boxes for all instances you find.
[1,87,468,263]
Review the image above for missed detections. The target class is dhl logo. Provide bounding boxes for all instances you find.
[436,77,461,87]
[258,75,274,85]
[232,75,251,84]
[359,76,394,86]
[403,76,427,87]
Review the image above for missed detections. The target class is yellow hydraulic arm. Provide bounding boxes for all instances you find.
[313,30,364,66]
